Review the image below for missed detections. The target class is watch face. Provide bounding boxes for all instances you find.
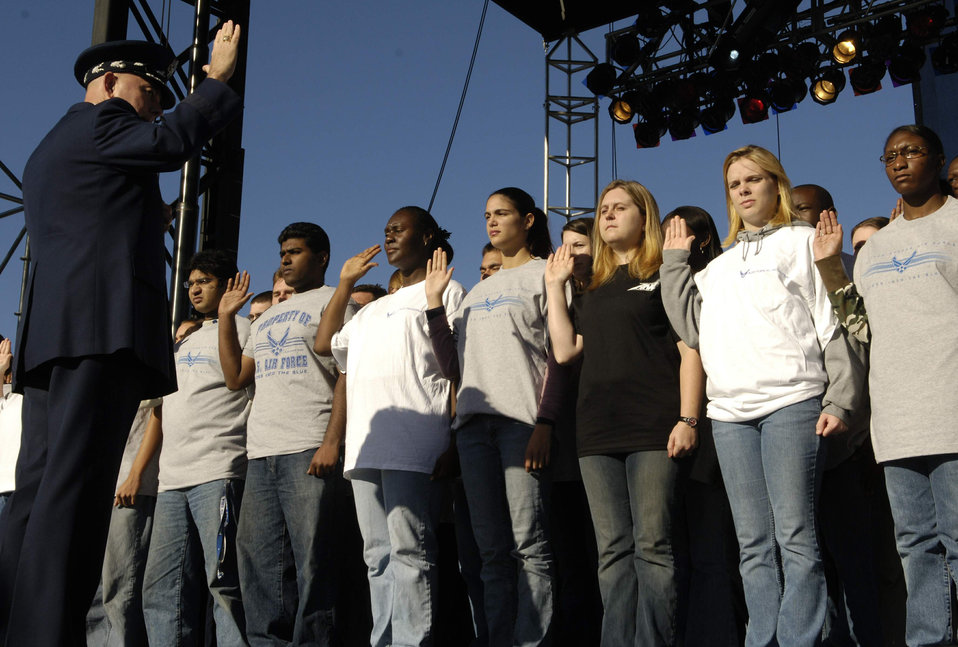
[682,416,698,428]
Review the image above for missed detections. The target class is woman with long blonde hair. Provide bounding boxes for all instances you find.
[660,145,863,646]
[546,179,702,646]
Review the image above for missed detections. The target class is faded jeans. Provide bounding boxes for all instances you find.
[456,415,555,647]
[883,454,958,647]
[578,451,679,647]
[712,398,827,647]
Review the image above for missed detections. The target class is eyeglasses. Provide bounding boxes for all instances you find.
[880,145,928,166]
[184,277,216,289]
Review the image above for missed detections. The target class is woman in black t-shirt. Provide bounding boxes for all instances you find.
[545,180,704,647]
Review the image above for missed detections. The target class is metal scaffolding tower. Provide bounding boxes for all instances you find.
[1,0,249,330]
[544,35,600,222]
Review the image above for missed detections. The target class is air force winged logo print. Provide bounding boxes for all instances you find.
[863,250,951,277]
[254,327,307,357]
[467,294,524,312]
[177,351,214,368]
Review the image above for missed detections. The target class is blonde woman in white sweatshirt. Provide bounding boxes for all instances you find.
[659,145,863,647]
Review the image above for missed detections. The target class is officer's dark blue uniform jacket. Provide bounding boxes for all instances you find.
[15,79,242,398]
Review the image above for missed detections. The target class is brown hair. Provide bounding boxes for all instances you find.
[590,180,662,290]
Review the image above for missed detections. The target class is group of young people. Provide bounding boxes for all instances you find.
[42,120,956,647]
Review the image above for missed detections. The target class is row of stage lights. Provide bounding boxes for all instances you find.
[586,5,958,148]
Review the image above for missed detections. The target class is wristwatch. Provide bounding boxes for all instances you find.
[679,416,698,428]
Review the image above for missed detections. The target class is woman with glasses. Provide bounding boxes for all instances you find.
[815,124,958,646]
[660,145,863,647]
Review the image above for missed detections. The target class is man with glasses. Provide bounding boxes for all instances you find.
[142,250,251,645]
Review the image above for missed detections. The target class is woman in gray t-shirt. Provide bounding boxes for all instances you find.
[426,187,558,647]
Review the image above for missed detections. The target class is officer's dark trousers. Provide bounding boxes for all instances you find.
[0,353,143,647]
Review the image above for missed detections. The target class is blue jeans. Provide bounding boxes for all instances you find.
[456,415,554,647]
[238,451,341,647]
[351,469,442,647]
[883,454,958,646]
[579,451,679,647]
[143,479,245,646]
[712,397,826,647]
[90,496,156,647]
[818,448,889,647]
[452,478,488,646]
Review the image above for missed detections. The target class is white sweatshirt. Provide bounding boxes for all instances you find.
[664,223,841,423]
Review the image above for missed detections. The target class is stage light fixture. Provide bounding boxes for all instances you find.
[738,94,769,124]
[756,52,781,77]
[793,42,823,77]
[769,76,807,112]
[585,63,618,96]
[609,97,634,124]
[712,37,745,72]
[888,40,927,84]
[668,110,700,140]
[907,5,949,39]
[832,30,861,65]
[633,117,667,148]
[869,15,903,60]
[611,33,643,67]
[668,77,700,110]
[609,90,647,124]
[811,68,847,104]
[932,33,958,74]
[635,6,666,38]
[848,57,887,94]
[700,98,735,134]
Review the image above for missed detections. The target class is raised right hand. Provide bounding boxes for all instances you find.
[340,245,381,285]
[204,20,241,83]
[425,248,454,308]
[890,197,903,221]
[0,338,12,376]
[813,209,843,261]
[545,245,574,287]
[664,217,695,251]
[218,271,253,318]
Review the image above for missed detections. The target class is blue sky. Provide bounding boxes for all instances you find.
[0,1,918,341]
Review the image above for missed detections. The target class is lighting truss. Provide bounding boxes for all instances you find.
[606,0,955,98]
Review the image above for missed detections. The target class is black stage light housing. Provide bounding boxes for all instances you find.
[888,40,927,84]
[832,29,862,65]
[585,63,618,95]
[932,33,958,74]
[633,117,668,148]
[849,57,887,94]
[700,98,736,134]
[738,94,770,123]
[811,68,847,104]
[668,110,700,140]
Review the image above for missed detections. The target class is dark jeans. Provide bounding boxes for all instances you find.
[550,479,601,647]
[238,451,342,647]
[579,451,679,647]
[675,477,746,647]
[0,353,143,647]
[819,447,905,647]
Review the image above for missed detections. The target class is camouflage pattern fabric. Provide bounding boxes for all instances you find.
[827,283,870,345]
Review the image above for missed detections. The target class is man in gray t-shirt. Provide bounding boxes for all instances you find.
[142,250,251,645]
[219,222,353,644]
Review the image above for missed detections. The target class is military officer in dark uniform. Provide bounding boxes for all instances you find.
[0,22,244,647]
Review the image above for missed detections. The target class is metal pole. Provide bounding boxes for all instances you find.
[169,0,211,331]
[91,0,129,44]
[16,237,30,322]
